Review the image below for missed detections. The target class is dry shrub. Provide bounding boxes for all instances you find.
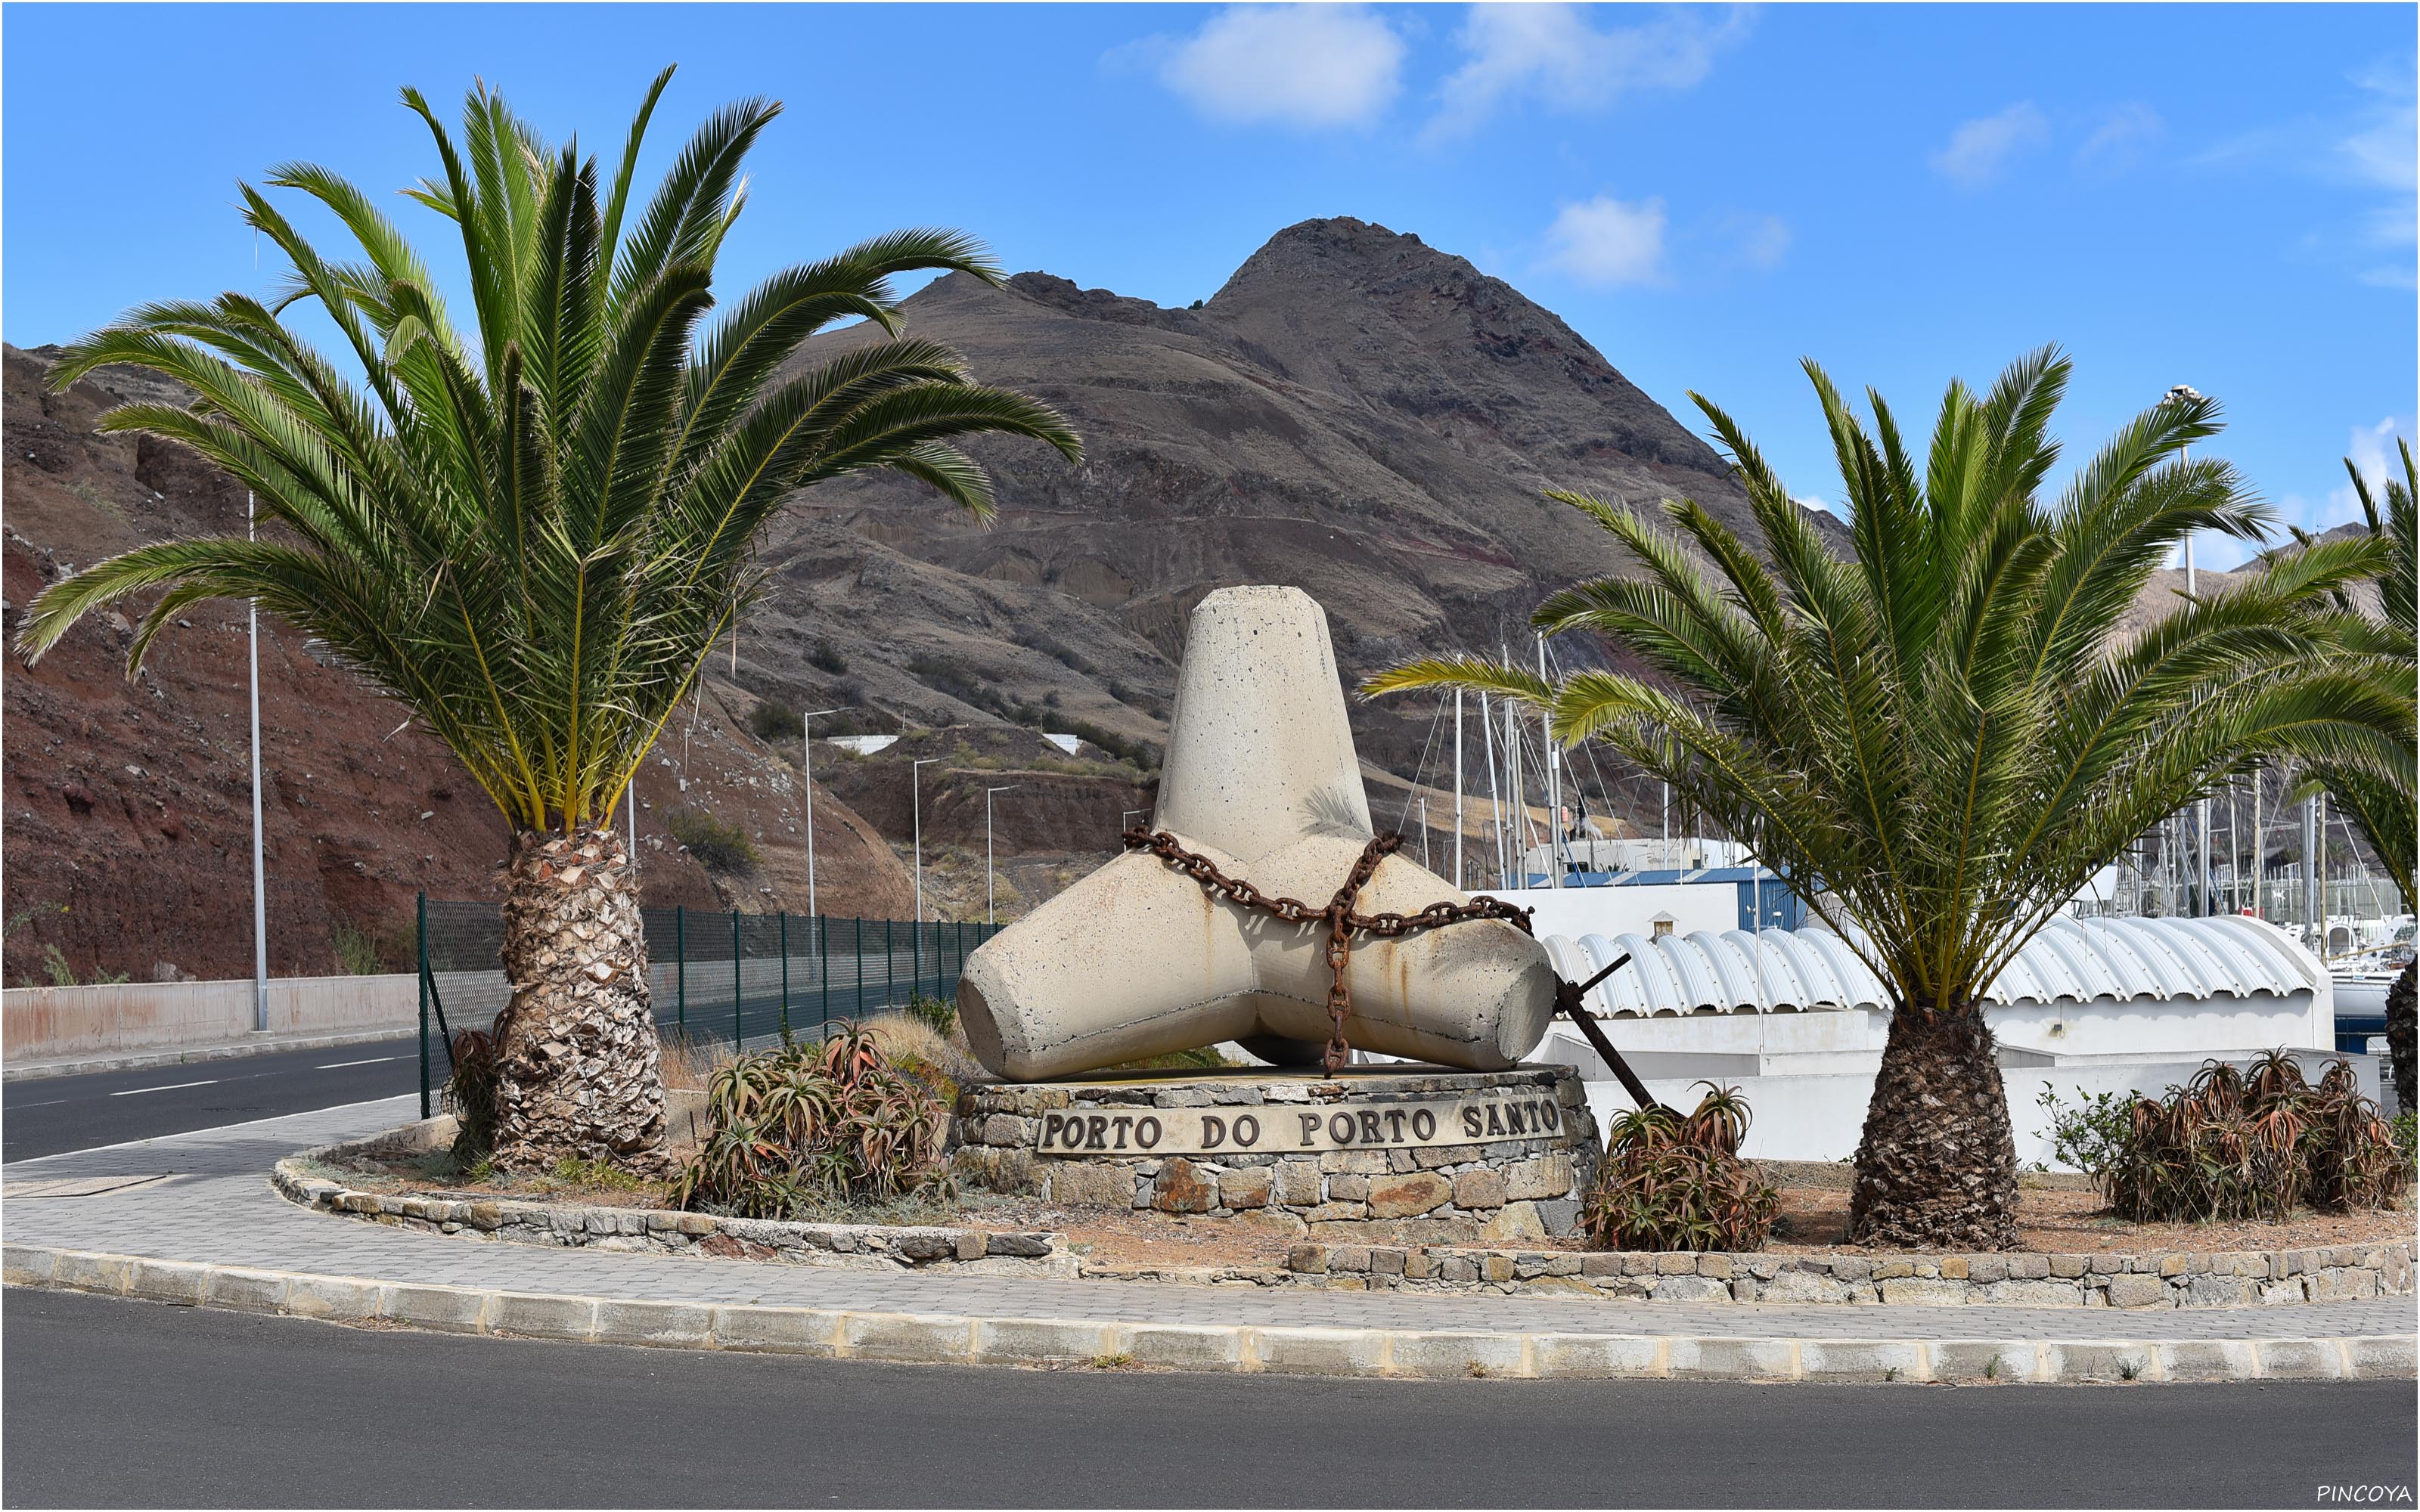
[1578,1083,1781,1252]
[670,1022,951,1218]
[442,1028,503,1162]
[659,1036,731,1092]
[858,1012,982,1105]
[2105,1052,2409,1222]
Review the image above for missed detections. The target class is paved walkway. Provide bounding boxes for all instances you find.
[5,1098,2413,1382]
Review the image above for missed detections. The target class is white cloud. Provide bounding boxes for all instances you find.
[1543,194,1668,287]
[2295,417,2409,534]
[1148,5,1406,129]
[1725,212,1792,271]
[2192,60,2414,284]
[2346,417,2403,500]
[2338,59,2418,194]
[2076,103,2164,175]
[1930,102,2049,188]
[1426,4,1750,141]
[2338,73,2415,273]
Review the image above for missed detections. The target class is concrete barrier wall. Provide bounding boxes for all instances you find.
[3,974,419,1061]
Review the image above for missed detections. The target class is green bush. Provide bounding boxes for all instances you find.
[904,991,957,1039]
[666,807,758,874]
[748,701,803,742]
[2102,1052,2409,1222]
[671,1024,951,1218]
[1578,1084,1781,1252]
[330,914,396,975]
[2032,1086,2135,1178]
[807,642,849,674]
[2391,1111,2417,1170]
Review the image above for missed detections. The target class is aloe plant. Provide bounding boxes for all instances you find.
[1578,1082,1781,1252]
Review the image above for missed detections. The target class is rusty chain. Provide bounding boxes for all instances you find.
[1122,826,1534,1074]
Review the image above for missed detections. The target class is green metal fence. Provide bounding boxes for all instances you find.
[414,894,1001,1115]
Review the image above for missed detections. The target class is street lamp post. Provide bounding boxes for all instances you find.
[796,706,852,924]
[985,785,1020,924]
[912,757,941,924]
[1121,807,1147,837]
[247,491,268,1032]
[2169,383,2211,916]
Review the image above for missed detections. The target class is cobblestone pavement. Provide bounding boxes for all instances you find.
[7,1098,2412,1346]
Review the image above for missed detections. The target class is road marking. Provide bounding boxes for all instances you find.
[314,1056,399,1070]
[107,1080,217,1097]
[2,1092,420,1170]
[3,1174,172,1198]
[9,1098,70,1109]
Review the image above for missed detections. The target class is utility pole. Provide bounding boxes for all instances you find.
[1537,633,1559,889]
[1505,699,1524,885]
[798,707,851,924]
[2304,795,2320,939]
[248,491,268,1032]
[2304,789,2323,943]
[2235,764,2255,919]
[1471,692,1491,890]
[985,785,1019,924]
[1452,689,1465,890]
[2170,384,2211,916]
[911,757,940,925]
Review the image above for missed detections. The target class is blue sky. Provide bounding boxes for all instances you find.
[5,4,2412,563]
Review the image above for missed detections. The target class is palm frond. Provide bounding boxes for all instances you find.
[19,75,1083,838]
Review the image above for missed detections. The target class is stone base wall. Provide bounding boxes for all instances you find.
[1279,1239,2415,1307]
[274,1140,1072,1278]
[952,1065,1602,1243]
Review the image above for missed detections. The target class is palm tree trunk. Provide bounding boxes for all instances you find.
[488,826,671,1173]
[1848,1004,2020,1248]
[2387,960,2415,1114]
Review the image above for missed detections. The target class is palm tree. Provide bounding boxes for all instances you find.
[2294,439,2417,1106]
[15,73,1081,1172]
[1370,348,2403,1247]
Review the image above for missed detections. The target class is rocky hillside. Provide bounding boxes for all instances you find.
[715,215,1826,785]
[2,347,915,987]
[12,213,2281,979]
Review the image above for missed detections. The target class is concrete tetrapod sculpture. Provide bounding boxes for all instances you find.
[957,585,1558,1080]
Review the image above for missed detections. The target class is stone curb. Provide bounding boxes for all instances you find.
[2,1027,414,1083]
[271,1156,1075,1276]
[1278,1237,2414,1309]
[6,1242,2411,1383]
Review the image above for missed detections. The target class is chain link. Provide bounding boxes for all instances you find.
[1122,826,1534,1074]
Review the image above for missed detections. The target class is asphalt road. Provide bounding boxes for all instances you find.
[5,1290,2414,1509]
[0,1042,422,1162]
[0,975,926,1163]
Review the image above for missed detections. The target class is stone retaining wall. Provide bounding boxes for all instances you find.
[1277,1239,2415,1307]
[273,1142,1074,1278]
[951,1066,1602,1243]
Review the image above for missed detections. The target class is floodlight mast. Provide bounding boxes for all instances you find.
[796,708,852,925]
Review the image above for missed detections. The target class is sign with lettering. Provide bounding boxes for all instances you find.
[1033,1092,1568,1157]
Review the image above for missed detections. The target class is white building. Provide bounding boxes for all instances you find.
[1527,913,2371,1170]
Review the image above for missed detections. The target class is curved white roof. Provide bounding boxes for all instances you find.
[1541,915,2319,1018]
